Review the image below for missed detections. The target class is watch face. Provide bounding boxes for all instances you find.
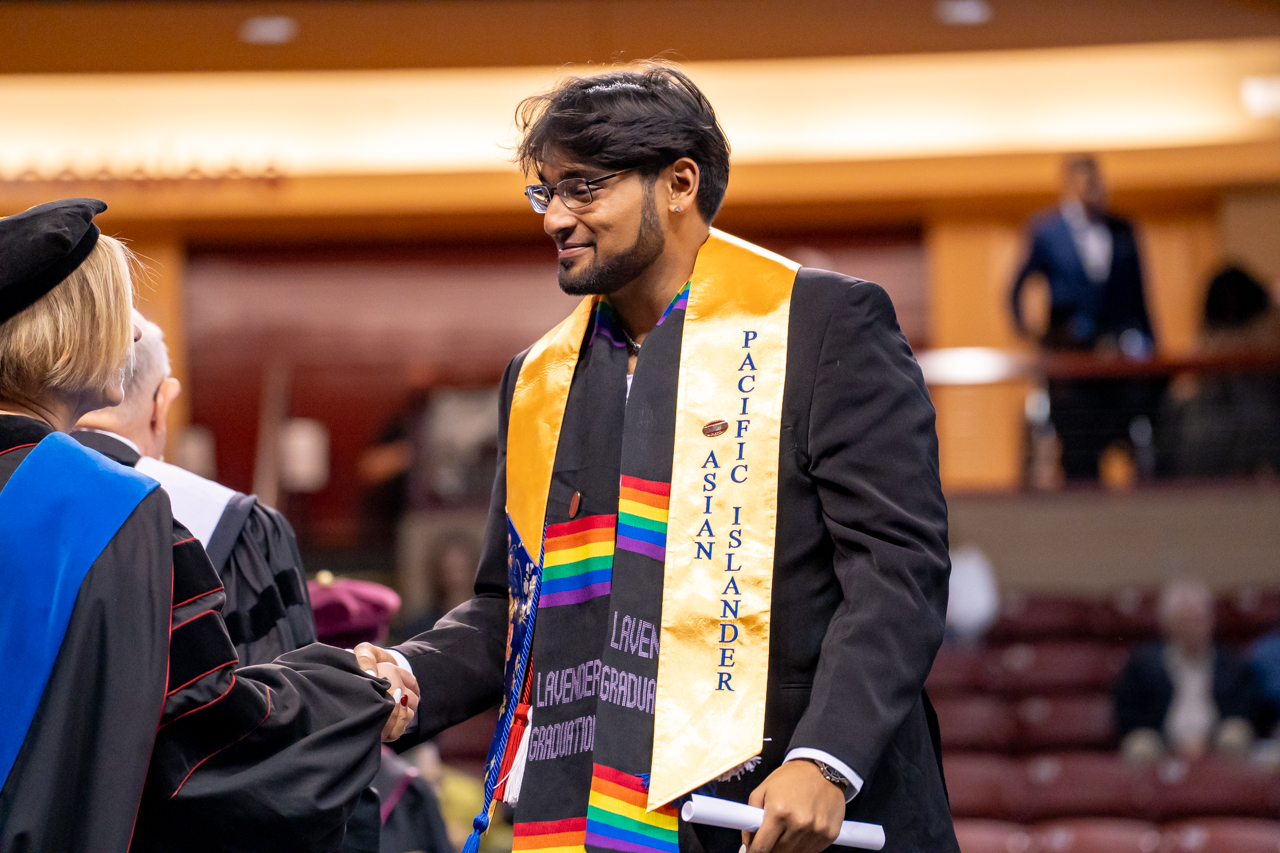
[816,762,848,788]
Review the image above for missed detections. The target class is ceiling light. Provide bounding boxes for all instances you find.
[936,0,992,26]
[238,16,298,46]
[1241,76,1280,118]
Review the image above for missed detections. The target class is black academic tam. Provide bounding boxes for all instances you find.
[0,198,106,324]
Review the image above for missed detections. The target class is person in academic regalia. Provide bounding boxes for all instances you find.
[358,65,956,853]
[0,199,419,853]
[75,310,317,666]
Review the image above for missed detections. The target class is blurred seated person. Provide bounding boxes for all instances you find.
[1160,265,1280,477]
[0,199,416,850]
[360,387,497,621]
[75,310,317,664]
[394,530,483,641]
[945,544,1000,644]
[1011,154,1161,481]
[1114,579,1265,762]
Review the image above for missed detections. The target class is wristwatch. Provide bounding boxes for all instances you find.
[803,759,851,794]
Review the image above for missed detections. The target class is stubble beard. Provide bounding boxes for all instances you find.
[558,192,666,296]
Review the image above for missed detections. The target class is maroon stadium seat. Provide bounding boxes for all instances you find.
[1020,754,1152,821]
[1159,818,1280,852]
[1215,586,1280,642]
[1015,695,1115,752]
[1033,819,1161,853]
[1146,757,1280,820]
[953,819,1037,853]
[1088,587,1160,643]
[928,644,985,696]
[934,695,1017,752]
[982,642,1129,696]
[945,753,1027,821]
[988,593,1093,643]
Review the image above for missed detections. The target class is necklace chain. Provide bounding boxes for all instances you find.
[620,326,641,356]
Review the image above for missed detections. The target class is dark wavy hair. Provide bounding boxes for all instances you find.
[515,62,731,223]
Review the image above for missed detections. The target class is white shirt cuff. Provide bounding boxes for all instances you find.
[385,648,420,731]
[784,748,863,802]
[387,648,412,673]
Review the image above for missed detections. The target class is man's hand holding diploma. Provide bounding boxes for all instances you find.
[743,760,847,853]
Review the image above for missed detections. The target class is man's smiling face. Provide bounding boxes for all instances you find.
[538,154,665,296]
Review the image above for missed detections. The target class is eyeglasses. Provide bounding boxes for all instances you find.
[524,169,633,214]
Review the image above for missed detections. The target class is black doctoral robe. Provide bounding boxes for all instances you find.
[0,416,392,853]
[391,269,957,852]
[73,430,317,666]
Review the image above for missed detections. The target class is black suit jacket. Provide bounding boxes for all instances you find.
[394,271,955,851]
[1011,210,1153,349]
[1114,641,1268,739]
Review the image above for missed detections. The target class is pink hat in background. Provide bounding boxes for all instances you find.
[308,571,401,647]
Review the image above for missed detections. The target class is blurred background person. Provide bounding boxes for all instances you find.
[1113,579,1266,762]
[945,543,1000,645]
[1011,154,1161,482]
[76,310,317,664]
[1159,265,1280,477]
[359,387,497,628]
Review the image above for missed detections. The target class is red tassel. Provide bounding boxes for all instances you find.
[493,673,533,802]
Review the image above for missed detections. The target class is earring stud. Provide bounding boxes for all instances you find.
[675,206,682,212]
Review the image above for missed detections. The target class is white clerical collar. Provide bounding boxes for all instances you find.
[134,456,238,548]
[79,427,141,455]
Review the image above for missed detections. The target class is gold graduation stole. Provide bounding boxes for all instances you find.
[506,229,798,811]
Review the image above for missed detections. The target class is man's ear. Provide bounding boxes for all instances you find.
[666,157,701,217]
[151,377,182,451]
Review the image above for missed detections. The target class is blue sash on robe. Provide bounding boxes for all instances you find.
[0,432,159,785]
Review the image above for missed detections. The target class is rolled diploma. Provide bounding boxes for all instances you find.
[679,794,885,851]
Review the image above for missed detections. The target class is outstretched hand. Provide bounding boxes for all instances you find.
[354,642,419,742]
[743,761,846,853]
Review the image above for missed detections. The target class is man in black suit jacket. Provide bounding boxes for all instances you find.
[1011,155,1160,480]
[1114,579,1266,761]
[360,64,954,853]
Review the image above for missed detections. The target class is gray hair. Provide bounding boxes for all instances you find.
[1158,578,1213,626]
[119,309,170,419]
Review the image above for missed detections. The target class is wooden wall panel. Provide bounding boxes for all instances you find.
[925,219,1029,491]
[926,220,1026,349]
[1221,188,1280,285]
[130,238,191,459]
[931,383,1029,492]
[1137,213,1221,357]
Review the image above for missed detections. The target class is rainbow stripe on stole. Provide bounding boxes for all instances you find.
[540,515,616,608]
[513,817,588,853]
[615,477,669,563]
[586,765,679,853]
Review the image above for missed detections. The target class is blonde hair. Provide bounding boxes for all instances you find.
[0,235,136,403]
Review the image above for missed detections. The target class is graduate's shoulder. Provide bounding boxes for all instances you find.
[791,267,901,336]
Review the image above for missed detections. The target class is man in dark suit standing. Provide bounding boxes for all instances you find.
[1011,155,1159,480]
[360,63,954,853]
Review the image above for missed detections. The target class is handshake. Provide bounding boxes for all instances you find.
[354,642,420,742]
